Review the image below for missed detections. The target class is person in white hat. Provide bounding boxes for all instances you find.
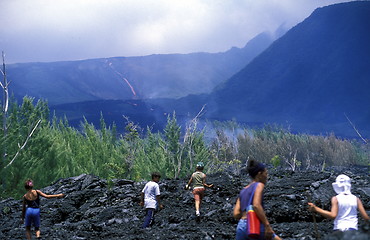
[308,174,369,231]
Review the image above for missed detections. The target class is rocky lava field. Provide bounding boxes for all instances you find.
[1,166,369,239]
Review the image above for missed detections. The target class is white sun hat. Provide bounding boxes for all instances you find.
[332,174,351,195]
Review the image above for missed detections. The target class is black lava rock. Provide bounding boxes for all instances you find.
[1,167,369,239]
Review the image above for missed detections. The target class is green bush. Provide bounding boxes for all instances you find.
[271,155,281,169]
[1,98,368,199]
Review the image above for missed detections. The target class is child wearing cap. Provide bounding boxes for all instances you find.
[308,174,369,231]
[186,162,213,218]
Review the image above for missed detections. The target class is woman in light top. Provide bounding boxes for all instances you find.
[308,174,369,231]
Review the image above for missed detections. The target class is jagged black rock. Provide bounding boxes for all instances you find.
[1,167,369,239]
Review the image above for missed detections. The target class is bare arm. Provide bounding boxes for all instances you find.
[202,175,213,188]
[357,197,370,221]
[186,175,193,189]
[156,195,163,209]
[140,192,144,206]
[187,175,193,186]
[36,190,64,199]
[253,183,270,225]
[233,198,242,220]
[308,196,338,220]
[21,197,26,221]
[253,183,274,239]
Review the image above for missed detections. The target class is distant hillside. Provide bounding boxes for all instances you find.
[51,99,168,132]
[11,2,370,139]
[51,1,370,139]
[6,32,275,106]
[195,1,370,137]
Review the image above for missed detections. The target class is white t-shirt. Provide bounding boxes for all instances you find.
[142,181,160,209]
[334,193,358,231]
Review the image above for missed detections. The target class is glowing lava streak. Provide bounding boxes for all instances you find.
[115,71,137,96]
[107,61,137,97]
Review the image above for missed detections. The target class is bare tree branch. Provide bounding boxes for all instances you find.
[344,113,367,144]
[2,51,9,181]
[193,104,206,120]
[1,51,9,122]
[181,105,207,174]
[4,119,42,169]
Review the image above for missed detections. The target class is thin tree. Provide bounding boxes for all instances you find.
[4,119,41,169]
[344,113,367,144]
[182,105,206,172]
[1,53,41,170]
[0,51,9,188]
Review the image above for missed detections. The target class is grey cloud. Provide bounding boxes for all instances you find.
[0,0,355,63]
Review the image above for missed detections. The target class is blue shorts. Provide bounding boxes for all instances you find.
[25,208,40,228]
[236,219,277,240]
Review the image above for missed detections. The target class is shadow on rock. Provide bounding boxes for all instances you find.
[0,167,369,239]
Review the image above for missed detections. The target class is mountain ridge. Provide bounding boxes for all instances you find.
[6,1,370,139]
[195,1,370,137]
[7,31,276,105]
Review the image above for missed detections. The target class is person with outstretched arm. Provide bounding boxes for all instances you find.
[308,174,369,232]
[185,162,213,218]
[21,179,64,240]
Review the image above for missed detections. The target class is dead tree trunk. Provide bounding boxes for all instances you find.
[344,113,368,144]
[1,51,9,189]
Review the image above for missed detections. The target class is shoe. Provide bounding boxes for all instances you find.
[195,212,201,222]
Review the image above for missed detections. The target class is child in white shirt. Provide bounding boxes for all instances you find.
[140,172,163,228]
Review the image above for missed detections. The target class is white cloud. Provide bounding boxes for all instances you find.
[0,0,355,63]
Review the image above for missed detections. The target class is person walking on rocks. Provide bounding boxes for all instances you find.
[21,179,64,240]
[308,174,369,232]
[185,162,213,218]
[140,172,164,228]
[233,159,281,240]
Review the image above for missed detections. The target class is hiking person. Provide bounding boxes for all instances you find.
[308,174,370,231]
[140,172,164,228]
[21,179,64,240]
[185,162,213,218]
[233,159,281,240]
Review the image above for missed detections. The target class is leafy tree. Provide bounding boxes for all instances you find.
[164,112,181,178]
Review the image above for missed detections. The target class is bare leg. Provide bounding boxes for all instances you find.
[25,227,32,240]
[36,229,41,238]
[195,200,201,212]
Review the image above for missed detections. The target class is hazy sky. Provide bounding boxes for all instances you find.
[0,0,355,63]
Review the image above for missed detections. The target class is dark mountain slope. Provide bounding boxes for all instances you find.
[51,99,168,132]
[49,2,370,138]
[7,32,275,105]
[198,1,370,136]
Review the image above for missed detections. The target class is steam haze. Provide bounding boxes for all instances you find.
[0,0,355,63]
